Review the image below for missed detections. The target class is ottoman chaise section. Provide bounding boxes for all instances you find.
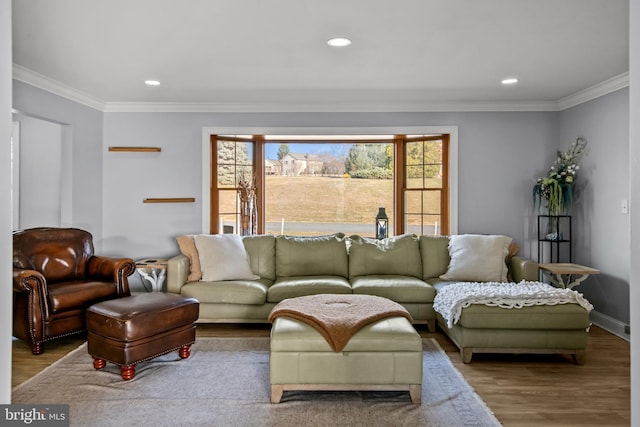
[86,293,199,380]
[434,281,593,364]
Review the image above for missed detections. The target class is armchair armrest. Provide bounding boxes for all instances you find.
[87,256,136,296]
[510,256,539,282]
[167,254,189,294]
[13,268,46,293]
[13,268,49,344]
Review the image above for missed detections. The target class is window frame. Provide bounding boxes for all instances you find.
[203,126,458,235]
[395,134,450,236]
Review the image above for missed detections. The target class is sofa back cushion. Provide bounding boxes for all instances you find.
[242,235,276,281]
[348,234,422,279]
[275,233,349,278]
[419,235,451,279]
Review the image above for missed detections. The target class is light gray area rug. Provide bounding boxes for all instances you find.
[12,337,501,427]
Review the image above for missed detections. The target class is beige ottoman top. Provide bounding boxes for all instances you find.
[271,316,422,353]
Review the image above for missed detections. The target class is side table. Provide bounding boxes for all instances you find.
[135,258,168,292]
[538,263,600,289]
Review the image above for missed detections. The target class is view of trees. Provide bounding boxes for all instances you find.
[217,140,252,187]
[276,144,290,160]
[265,140,441,180]
[406,140,443,178]
[344,144,393,179]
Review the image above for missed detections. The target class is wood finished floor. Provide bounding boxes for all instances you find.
[11,324,630,426]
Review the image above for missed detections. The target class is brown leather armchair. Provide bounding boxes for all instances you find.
[13,227,136,355]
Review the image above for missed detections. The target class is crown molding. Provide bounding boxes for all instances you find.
[102,100,559,113]
[557,72,630,111]
[12,64,106,111]
[13,64,629,114]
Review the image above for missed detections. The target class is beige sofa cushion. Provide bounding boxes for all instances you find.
[348,234,422,279]
[267,275,352,303]
[450,303,590,330]
[275,234,348,278]
[440,234,512,282]
[350,275,436,303]
[180,279,269,305]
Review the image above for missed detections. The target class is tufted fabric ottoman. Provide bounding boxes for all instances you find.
[269,316,423,403]
[86,293,199,380]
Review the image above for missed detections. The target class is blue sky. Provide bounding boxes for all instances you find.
[264,143,351,160]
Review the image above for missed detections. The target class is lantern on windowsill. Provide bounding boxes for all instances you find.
[375,207,388,240]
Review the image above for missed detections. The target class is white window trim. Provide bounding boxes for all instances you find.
[201,126,458,235]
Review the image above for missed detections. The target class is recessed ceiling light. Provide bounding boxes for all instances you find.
[145,80,160,86]
[501,78,519,85]
[327,37,352,47]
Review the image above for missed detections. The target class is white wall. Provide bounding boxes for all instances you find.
[559,88,630,325]
[102,111,557,261]
[12,80,104,246]
[13,115,63,229]
[1,0,12,404]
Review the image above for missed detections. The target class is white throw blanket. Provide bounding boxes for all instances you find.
[434,281,594,328]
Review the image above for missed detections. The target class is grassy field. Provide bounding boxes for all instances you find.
[264,176,394,224]
[219,175,441,235]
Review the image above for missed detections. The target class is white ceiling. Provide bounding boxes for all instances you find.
[11,0,630,112]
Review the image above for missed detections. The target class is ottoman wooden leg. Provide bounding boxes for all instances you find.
[93,357,107,370]
[409,385,422,404]
[461,348,473,364]
[179,344,192,359]
[574,349,586,365]
[121,364,136,380]
[271,385,284,403]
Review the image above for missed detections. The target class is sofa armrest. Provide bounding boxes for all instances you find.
[510,256,539,282]
[167,254,190,294]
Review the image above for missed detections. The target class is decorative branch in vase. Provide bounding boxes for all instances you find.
[533,137,587,239]
[237,172,257,236]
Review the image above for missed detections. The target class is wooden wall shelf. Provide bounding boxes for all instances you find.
[143,198,195,203]
[109,147,161,152]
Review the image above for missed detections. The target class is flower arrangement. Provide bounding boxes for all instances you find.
[533,137,587,216]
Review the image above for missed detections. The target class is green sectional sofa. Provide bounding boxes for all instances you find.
[168,233,442,329]
[166,233,591,363]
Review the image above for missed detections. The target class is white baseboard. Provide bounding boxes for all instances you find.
[590,310,630,342]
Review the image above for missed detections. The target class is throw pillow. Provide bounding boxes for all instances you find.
[176,235,202,282]
[440,234,513,282]
[194,234,260,282]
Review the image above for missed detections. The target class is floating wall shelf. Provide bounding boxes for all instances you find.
[108,147,161,152]
[143,198,195,204]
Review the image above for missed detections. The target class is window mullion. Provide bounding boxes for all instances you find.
[394,135,406,236]
[254,135,265,234]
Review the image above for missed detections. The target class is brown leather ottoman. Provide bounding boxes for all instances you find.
[86,293,199,380]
